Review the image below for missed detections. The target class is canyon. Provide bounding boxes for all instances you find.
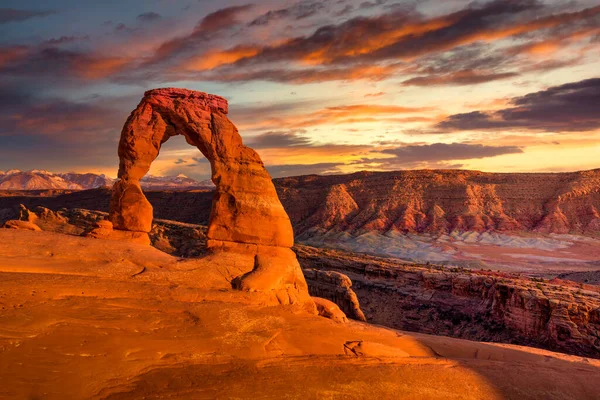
[3,203,599,359]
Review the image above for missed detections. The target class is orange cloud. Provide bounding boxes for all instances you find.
[0,46,28,68]
[182,45,261,71]
[73,56,131,79]
[507,26,600,57]
[238,103,434,131]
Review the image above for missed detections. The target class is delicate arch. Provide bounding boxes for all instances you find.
[109,88,293,248]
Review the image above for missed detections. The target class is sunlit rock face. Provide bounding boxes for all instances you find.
[107,88,313,310]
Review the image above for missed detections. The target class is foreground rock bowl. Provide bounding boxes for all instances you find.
[0,229,599,399]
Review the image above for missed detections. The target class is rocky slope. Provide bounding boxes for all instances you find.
[275,169,600,235]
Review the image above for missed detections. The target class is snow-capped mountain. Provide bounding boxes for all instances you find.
[139,174,215,190]
[0,170,214,191]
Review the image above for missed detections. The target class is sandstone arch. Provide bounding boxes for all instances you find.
[107,88,313,309]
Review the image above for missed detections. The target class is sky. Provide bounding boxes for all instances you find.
[0,0,599,180]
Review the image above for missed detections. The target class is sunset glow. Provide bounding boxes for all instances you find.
[0,0,598,179]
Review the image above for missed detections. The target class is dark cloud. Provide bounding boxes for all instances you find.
[247,131,312,149]
[0,8,54,24]
[402,71,519,86]
[215,1,599,83]
[335,5,354,16]
[359,0,388,10]
[346,142,522,171]
[197,4,254,33]
[149,4,253,64]
[267,162,344,178]
[0,47,130,81]
[379,143,523,163]
[42,36,90,45]
[192,63,401,84]
[437,78,600,132]
[114,23,135,33]
[137,12,162,22]
[249,1,326,26]
[174,158,187,165]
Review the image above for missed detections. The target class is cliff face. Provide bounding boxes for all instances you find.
[275,169,600,235]
[4,168,600,236]
[295,245,600,358]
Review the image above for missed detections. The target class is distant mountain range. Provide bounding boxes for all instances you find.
[0,170,214,191]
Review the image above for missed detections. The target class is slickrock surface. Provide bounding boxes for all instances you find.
[296,245,600,358]
[107,88,312,309]
[275,169,600,235]
[1,229,600,399]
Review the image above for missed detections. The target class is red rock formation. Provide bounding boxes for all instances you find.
[296,244,600,358]
[303,268,367,321]
[275,169,600,235]
[107,88,312,309]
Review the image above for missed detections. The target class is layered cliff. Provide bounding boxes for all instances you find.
[275,169,600,235]
[295,245,600,358]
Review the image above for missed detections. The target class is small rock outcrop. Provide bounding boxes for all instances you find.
[312,297,348,323]
[303,268,366,321]
[107,88,313,310]
[2,220,41,231]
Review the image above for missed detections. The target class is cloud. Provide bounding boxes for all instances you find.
[0,47,131,80]
[0,8,54,24]
[364,92,384,97]
[137,12,162,22]
[249,1,325,26]
[237,103,433,131]
[351,142,523,170]
[155,1,599,85]
[402,71,519,86]
[359,0,388,10]
[148,4,254,64]
[437,78,600,132]
[197,4,254,33]
[380,142,523,163]
[246,131,313,149]
[267,162,344,178]
[42,36,90,45]
[0,45,28,68]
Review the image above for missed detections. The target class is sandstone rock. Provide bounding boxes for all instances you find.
[343,340,410,358]
[303,268,366,321]
[18,204,37,223]
[110,179,153,233]
[296,244,600,358]
[232,245,315,313]
[275,169,600,235]
[86,226,150,246]
[94,219,113,229]
[108,88,312,309]
[312,296,348,323]
[110,88,293,247]
[2,220,42,231]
